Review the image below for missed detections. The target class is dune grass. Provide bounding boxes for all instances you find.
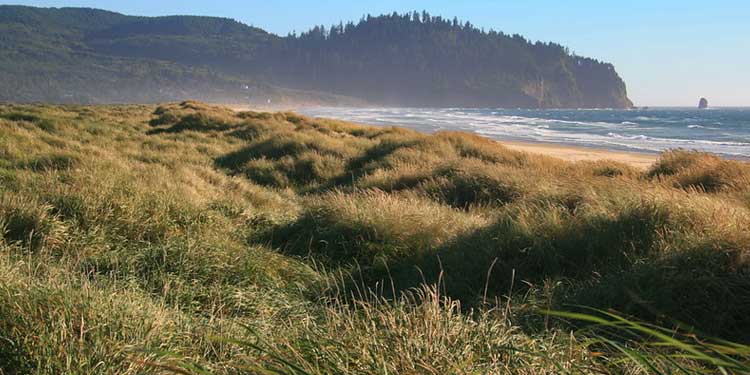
[1,101,750,373]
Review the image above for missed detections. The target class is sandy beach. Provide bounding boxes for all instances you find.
[497,140,657,169]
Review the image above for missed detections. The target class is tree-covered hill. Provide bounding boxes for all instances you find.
[0,6,347,105]
[84,15,276,74]
[266,12,632,107]
[0,6,633,108]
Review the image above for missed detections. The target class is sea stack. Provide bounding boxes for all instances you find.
[698,97,709,109]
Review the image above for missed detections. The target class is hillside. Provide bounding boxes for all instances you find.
[261,13,633,108]
[2,102,750,373]
[0,6,632,108]
[0,6,358,106]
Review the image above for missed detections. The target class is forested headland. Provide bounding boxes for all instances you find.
[1,6,632,108]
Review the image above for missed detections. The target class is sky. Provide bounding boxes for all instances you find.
[5,0,750,106]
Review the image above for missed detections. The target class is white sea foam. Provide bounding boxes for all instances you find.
[687,124,720,130]
[301,107,750,157]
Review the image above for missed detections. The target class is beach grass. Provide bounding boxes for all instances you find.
[1,101,749,373]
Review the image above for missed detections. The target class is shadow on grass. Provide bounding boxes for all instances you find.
[147,113,235,134]
[252,197,750,339]
[259,200,668,297]
[568,244,750,343]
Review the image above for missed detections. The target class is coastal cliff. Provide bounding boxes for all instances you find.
[0,6,633,108]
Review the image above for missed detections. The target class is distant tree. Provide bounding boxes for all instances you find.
[422,10,430,23]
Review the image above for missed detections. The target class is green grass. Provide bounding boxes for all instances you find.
[1,101,749,373]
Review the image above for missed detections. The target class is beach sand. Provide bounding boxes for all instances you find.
[497,140,657,169]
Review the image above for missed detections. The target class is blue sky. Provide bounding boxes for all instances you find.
[5,0,749,106]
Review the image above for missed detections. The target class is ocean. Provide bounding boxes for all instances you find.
[300,107,750,158]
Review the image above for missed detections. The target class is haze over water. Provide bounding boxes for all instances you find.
[302,107,750,158]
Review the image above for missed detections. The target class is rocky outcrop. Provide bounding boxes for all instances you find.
[699,98,709,109]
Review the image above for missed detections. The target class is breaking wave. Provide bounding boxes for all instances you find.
[301,107,750,157]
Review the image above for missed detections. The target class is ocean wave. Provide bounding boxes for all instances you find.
[605,132,749,146]
[687,124,719,130]
[301,107,750,157]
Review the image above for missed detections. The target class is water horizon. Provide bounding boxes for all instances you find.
[301,107,750,158]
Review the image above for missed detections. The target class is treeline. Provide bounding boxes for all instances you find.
[258,11,631,107]
[0,6,632,108]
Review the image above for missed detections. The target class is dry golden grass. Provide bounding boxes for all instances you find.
[1,101,749,373]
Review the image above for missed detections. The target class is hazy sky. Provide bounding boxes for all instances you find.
[5,0,749,106]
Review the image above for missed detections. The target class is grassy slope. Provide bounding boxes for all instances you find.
[1,101,749,373]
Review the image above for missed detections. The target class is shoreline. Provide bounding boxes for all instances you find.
[495,140,657,169]
[226,104,660,168]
